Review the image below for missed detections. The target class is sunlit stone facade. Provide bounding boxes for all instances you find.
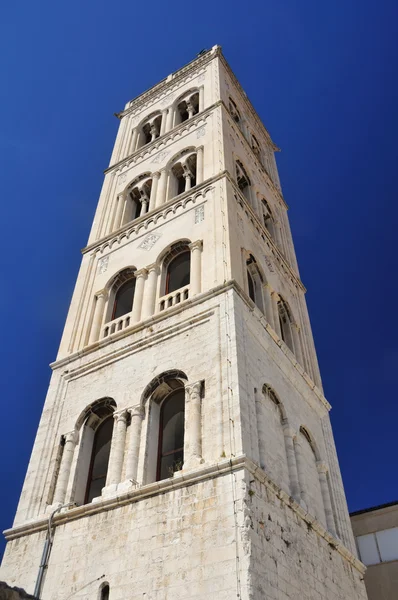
[0,46,368,600]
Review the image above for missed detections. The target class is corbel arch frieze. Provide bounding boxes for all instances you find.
[93,187,212,258]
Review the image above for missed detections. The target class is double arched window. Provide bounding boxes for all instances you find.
[169,152,197,198]
[229,97,241,126]
[126,174,153,223]
[175,90,199,126]
[246,255,264,313]
[236,160,251,204]
[277,297,294,352]
[251,134,262,163]
[137,113,162,149]
[103,269,136,337]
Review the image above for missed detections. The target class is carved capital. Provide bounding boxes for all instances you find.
[128,405,145,419]
[64,430,79,445]
[146,262,160,275]
[316,461,328,475]
[185,380,203,401]
[135,268,148,279]
[96,289,108,300]
[113,410,128,423]
[188,240,203,253]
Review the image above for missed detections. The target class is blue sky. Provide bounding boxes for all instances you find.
[1,0,397,558]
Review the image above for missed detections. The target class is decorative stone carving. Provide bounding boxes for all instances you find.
[197,72,206,83]
[196,127,206,139]
[138,233,161,251]
[98,256,109,274]
[195,205,205,224]
[151,150,170,164]
[264,255,275,272]
[118,173,127,184]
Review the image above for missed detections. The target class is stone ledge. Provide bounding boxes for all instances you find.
[3,455,364,576]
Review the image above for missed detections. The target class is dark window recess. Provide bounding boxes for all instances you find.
[101,585,110,600]
[85,417,114,504]
[113,279,136,319]
[166,252,190,294]
[247,272,255,303]
[177,174,186,195]
[157,390,185,481]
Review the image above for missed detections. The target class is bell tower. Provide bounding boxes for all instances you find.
[1,46,368,600]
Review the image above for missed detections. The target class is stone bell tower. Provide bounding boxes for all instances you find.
[1,46,368,600]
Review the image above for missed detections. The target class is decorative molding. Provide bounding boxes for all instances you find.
[138,233,161,251]
[194,205,204,224]
[98,256,109,274]
[107,108,213,177]
[196,126,206,139]
[151,149,170,164]
[197,72,206,84]
[264,255,274,273]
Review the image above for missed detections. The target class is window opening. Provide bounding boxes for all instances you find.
[157,389,185,481]
[112,278,136,320]
[100,585,110,600]
[85,417,113,504]
[166,251,191,294]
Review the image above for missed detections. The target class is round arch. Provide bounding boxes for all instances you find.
[75,397,116,431]
[140,369,188,407]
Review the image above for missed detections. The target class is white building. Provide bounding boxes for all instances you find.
[0,46,368,600]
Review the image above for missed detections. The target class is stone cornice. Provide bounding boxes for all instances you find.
[106,103,217,174]
[3,455,364,575]
[119,47,219,117]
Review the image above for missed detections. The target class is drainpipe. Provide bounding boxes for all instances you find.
[34,503,73,599]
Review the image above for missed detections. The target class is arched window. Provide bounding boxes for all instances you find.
[85,415,114,504]
[251,134,262,163]
[246,255,264,313]
[123,175,153,224]
[166,251,191,294]
[261,199,274,236]
[112,278,136,320]
[229,97,241,125]
[169,152,197,199]
[236,160,251,204]
[100,584,110,600]
[138,114,162,148]
[157,388,185,480]
[175,92,199,125]
[277,298,294,352]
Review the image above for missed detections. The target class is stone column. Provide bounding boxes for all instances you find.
[140,196,149,215]
[166,107,174,132]
[155,169,167,208]
[291,323,304,367]
[131,269,147,323]
[106,411,128,486]
[199,86,204,112]
[184,172,192,192]
[125,406,145,482]
[89,290,107,344]
[283,426,300,502]
[150,121,159,142]
[53,431,78,505]
[149,172,160,210]
[129,128,139,155]
[196,146,204,184]
[188,240,203,296]
[113,194,126,231]
[317,461,337,536]
[262,284,275,330]
[271,292,282,337]
[141,264,159,319]
[160,109,168,135]
[183,381,203,469]
[294,437,310,509]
